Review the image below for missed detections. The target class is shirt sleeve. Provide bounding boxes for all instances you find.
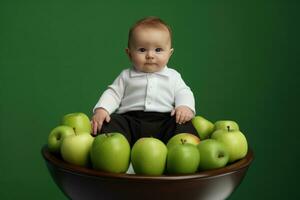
[174,73,196,115]
[93,70,126,114]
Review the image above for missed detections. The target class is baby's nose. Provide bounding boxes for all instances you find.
[146,50,154,59]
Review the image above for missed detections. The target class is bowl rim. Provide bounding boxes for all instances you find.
[41,145,254,181]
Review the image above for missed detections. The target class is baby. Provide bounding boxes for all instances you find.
[92,16,198,146]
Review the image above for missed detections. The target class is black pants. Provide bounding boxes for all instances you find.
[100,111,198,146]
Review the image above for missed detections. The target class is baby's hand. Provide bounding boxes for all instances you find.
[171,106,194,124]
[92,108,111,135]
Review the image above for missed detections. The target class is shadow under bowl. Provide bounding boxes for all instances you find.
[42,146,253,200]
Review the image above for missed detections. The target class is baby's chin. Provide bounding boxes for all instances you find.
[135,64,165,73]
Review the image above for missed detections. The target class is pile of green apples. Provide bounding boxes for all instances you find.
[47,113,248,176]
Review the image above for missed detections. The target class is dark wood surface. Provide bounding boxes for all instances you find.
[42,146,254,200]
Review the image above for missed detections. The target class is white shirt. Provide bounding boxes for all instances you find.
[94,66,195,115]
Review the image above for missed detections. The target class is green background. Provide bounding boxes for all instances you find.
[1,0,299,199]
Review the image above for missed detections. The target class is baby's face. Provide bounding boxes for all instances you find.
[126,27,174,73]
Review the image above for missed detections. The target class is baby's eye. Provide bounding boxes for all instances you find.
[155,48,163,52]
[138,48,146,52]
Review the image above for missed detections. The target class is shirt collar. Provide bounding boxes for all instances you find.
[129,66,171,78]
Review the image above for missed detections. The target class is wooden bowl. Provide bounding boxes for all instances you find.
[41,146,253,200]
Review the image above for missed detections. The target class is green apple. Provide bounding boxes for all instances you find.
[214,120,239,131]
[167,133,200,150]
[62,112,92,133]
[192,116,214,140]
[211,126,248,163]
[197,139,229,170]
[48,125,75,153]
[60,132,94,166]
[167,140,200,174]
[131,137,167,176]
[90,133,130,173]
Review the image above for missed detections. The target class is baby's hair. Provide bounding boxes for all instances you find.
[128,16,172,48]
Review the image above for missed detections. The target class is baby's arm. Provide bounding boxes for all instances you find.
[92,108,111,135]
[173,71,195,124]
[92,70,127,134]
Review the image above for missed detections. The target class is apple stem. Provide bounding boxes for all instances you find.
[181,139,187,144]
[227,126,230,132]
[73,128,77,135]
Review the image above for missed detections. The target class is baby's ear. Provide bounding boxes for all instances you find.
[170,48,174,55]
[125,48,131,58]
